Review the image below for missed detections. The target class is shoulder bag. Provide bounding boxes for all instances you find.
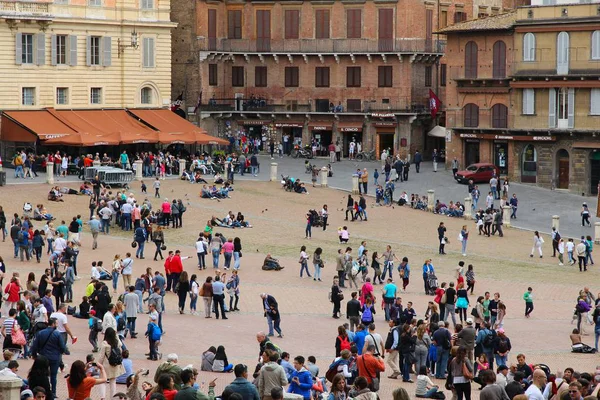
[462,359,473,380]
[361,356,380,392]
[11,321,26,346]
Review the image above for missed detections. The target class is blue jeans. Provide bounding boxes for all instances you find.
[380,261,393,281]
[511,206,517,218]
[300,261,311,277]
[46,238,54,254]
[402,353,411,381]
[491,187,498,199]
[135,290,144,313]
[233,252,240,269]
[305,223,311,238]
[197,252,206,268]
[266,313,274,336]
[472,197,478,209]
[212,248,220,268]
[136,241,145,258]
[417,388,439,398]
[595,327,600,350]
[190,294,198,311]
[494,354,507,368]
[101,219,110,234]
[49,359,60,396]
[122,214,131,230]
[224,252,232,268]
[251,166,258,175]
[435,347,449,378]
[112,271,119,291]
[314,264,322,280]
[461,240,467,254]
[126,317,136,334]
[12,239,19,258]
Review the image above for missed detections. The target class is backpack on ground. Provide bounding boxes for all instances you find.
[108,346,123,366]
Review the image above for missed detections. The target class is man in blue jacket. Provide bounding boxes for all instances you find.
[224,364,260,400]
[30,318,67,397]
[288,356,313,400]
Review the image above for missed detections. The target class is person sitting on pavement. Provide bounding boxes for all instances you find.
[262,255,283,271]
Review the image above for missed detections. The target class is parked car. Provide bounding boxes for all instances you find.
[454,163,500,184]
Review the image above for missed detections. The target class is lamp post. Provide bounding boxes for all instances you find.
[117,28,139,58]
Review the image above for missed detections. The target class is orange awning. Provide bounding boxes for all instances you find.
[128,109,228,145]
[2,110,77,141]
[44,132,122,146]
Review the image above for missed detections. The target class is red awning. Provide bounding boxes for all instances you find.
[2,110,77,141]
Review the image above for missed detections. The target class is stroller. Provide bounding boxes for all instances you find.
[281,174,295,192]
[427,272,438,295]
[309,209,323,228]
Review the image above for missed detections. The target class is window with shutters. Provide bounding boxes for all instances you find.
[315,9,330,39]
[255,66,267,87]
[491,104,508,128]
[463,103,479,127]
[22,34,34,64]
[426,9,433,51]
[315,67,330,87]
[378,9,393,51]
[347,66,361,87]
[522,88,535,115]
[256,10,271,51]
[464,41,478,79]
[209,64,218,86]
[453,11,467,23]
[347,9,361,39]
[440,10,448,29]
[556,32,569,75]
[591,89,600,115]
[347,99,361,112]
[22,87,35,106]
[523,33,536,62]
[141,87,152,104]
[228,10,242,39]
[143,37,155,68]
[141,0,153,9]
[425,66,432,87]
[89,0,101,6]
[440,64,447,86]
[285,67,299,87]
[90,87,102,104]
[232,66,244,87]
[56,35,67,65]
[493,41,506,78]
[285,10,299,39]
[592,31,600,60]
[378,66,392,87]
[208,9,217,50]
[56,87,68,105]
[90,36,101,65]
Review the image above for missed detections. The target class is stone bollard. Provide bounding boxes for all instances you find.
[595,222,600,244]
[552,215,560,232]
[178,159,186,177]
[134,160,143,180]
[270,163,277,182]
[427,189,435,212]
[502,206,512,228]
[0,376,23,400]
[464,197,472,218]
[320,167,328,187]
[352,174,359,194]
[46,162,54,185]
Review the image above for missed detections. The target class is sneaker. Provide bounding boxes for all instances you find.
[559,263,564,266]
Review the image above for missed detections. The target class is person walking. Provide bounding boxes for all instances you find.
[227,270,240,312]
[99,327,124,399]
[321,205,329,231]
[449,346,473,400]
[123,286,139,338]
[437,222,447,255]
[233,237,242,270]
[451,158,459,177]
[530,231,544,258]
[299,246,311,278]
[551,227,561,258]
[576,238,588,272]
[523,287,534,318]
[305,212,312,239]
[201,277,213,318]
[459,225,469,257]
[582,202,592,227]
[313,247,324,282]
[176,271,190,314]
[211,275,227,320]
[444,282,457,327]
[152,226,165,261]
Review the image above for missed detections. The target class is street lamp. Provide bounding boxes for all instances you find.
[117,28,139,58]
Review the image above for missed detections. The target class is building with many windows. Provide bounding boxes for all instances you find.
[0,0,176,158]
[172,0,500,158]
[443,3,600,194]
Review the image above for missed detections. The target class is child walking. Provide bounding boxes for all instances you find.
[523,287,534,318]
[153,178,161,198]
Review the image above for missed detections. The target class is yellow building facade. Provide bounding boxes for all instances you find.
[0,0,175,110]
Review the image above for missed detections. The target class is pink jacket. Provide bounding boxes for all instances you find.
[161,202,171,213]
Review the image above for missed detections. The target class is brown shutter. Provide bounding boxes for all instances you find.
[425,9,433,51]
[378,9,393,51]
[440,64,447,86]
[465,41,478,79]
[285,10,299,39]
[256,10,271,51]
[464,104,479,127]
[227,10,242,39]
[209,64,218,86]
[315,67,330,87]
[492,104,507,128]
[208,9,217,50]
[347,9,361,39]
[492,40,506,78]
[378,66,392,87]
[316,10,330,39]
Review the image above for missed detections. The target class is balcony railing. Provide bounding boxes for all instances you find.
[449,65,510,81]
[511,61,600,78]
[199,97,429,114]
[0,0,50,15]
[200,38,446,54]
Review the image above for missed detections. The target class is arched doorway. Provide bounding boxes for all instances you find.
[556,149,570,189]
[522,144,537,183]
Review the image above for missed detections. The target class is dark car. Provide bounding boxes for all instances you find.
[455,163,500,184]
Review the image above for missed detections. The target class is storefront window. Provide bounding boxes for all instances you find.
[494,142,508,175]
[522,144,537,183]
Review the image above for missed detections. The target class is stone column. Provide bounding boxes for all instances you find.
[270,163,277,182]
[134,160,143,180]
[46,162,54,185]
[352,174,359,194]
[0,376,23,400]
[464,197,472,219]
[92,160,101,168]
[595,222,600,244]
[320,167,328,187]
[502,206,512,228]
[552,215,560,232]
[178,159,186,177]
[427,189,435,212]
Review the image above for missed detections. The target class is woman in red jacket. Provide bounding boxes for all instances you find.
[4,277,21,311]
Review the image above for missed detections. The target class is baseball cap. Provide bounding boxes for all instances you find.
[497,328,505,334]
[20,389,33,400]
[466,318,473,325]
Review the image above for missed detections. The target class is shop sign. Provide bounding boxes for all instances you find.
[240,120,270,126]
[275,122,304,128]
[312,126,329,131]
[459,133,480,139]
[40,134,69,139]
[339,126,362,132]
[460,133,556,142]
[371,113,395,118]
[373,122,397,128]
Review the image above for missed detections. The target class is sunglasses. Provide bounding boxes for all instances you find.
[568,390,579,394]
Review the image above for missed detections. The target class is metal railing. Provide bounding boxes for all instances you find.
[0,0,50,14]
[449,65,510,81]
[511,60,600,77]
[200,38,446,54]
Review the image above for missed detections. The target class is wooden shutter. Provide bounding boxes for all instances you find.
[523,33,535,61]
[232,66,244,86]
[102,36,111,67]
[548,88,556,128]
[256,10,271,51]
[556,32,569,75]
[15,33,22,65]
[425,9,433,51]
[86,36,91,66]
[523,88,535,115]
[464,104,479,127]
[209,64,218,86]
[378,9,393,51]
[440,64,447,86]
[347,67,361,87]
[36,33,45,66]
[208,9,217,50]
[285,10,299,39]
[51,34,57,66]
[465,41,478,79]
[591,89,600,115]
[492,104,507,128]
[592,31,600,60]
[255,66,267,87]
[315,9,330,39]
[70,35,77,66]
[315,67,329,87]
[567,88,575,128]
[493,41,506,78]
[378,66,392,87]
[228,10,242,39]
[347,9,361,39]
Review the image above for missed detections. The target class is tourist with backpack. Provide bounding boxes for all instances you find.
[475,322,496,370]
[335,326,352,357]
[145,314,162,361]
[361,298,376,326]
[98,327,124,399]
[88,309,102,352]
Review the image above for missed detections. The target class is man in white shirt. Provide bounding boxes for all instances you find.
[524,369,547,400]
[50,303,77,354]
[99,205,113,234]
[53,234,67,254]
[32,298,47,323]
[195,237,206,269]
[496,365,509,387]
[121,202,133,231]
[91,262,101,280]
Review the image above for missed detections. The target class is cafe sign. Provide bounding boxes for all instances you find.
[371,113,395,118]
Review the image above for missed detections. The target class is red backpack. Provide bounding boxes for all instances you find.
[338,335,351,352]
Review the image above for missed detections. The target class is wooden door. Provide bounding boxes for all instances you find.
[558,152,570,189]
[256,10,271,51]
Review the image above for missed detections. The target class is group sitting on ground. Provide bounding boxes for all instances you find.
[201,183,233,200]
[434,200,465,217]
[33,204,54,221]
[210,212,252,229]
[182,170,209,184]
